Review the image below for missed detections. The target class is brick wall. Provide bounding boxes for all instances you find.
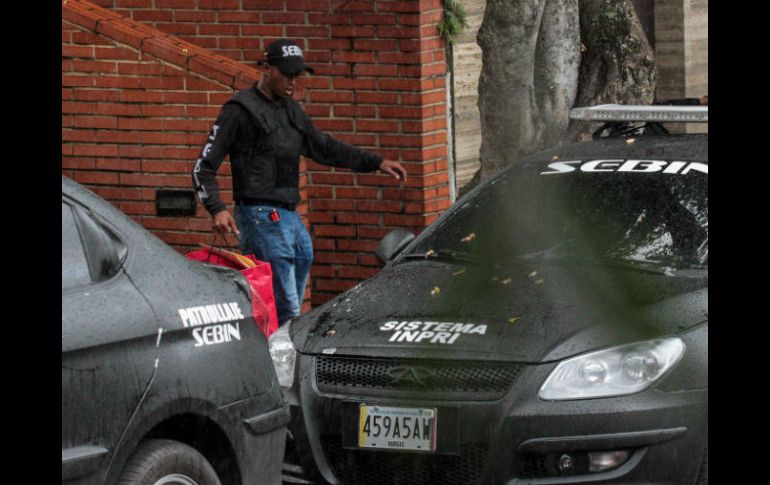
[62,1,256,249]
[62,0,451,307]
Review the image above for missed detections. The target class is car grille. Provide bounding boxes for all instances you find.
[516,453,549,478]
[315,356,524,400]
[321,434,488,485]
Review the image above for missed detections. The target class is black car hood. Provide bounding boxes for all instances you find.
[291,260,707,363]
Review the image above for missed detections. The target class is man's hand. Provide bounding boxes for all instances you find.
[379,160,408,182]
[213,210,239,235]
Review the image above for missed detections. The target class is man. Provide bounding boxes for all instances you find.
[192,39,407,326]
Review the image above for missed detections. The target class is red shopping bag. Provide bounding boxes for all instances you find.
[186,244,279,337]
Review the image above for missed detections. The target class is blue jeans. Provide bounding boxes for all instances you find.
[234,205,313,326]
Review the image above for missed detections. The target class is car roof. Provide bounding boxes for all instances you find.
[519,134,708,170]
[62,175,134,219]
[62,175,104,205]
[62,175,156,245]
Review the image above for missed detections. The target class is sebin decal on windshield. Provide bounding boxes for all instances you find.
[380,320,487,345]
[540,159,708,175]
[178,302,245,348]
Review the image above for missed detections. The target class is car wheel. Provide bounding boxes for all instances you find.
[697,447,708,484]
[117,439,221,485]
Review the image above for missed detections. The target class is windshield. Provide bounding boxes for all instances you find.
[404,160,708,272]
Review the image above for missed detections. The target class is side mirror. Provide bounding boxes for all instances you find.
[376,229,416,263]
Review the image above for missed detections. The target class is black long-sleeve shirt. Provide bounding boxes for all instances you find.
[193,87,383,215]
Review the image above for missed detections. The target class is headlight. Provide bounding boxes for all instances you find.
[268,322,296,388]
[539,337,685,401]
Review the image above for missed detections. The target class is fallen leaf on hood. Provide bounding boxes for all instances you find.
[461,232,476,243]
[431,286,441,297]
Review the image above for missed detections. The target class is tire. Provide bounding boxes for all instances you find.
[696,447,708,484]
[117,439,221,485]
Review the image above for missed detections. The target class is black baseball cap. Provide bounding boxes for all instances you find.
[264,39,314,75]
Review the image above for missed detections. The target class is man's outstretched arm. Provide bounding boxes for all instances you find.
[297,107,407,181]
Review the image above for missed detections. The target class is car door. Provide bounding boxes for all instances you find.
[61,197,160,484]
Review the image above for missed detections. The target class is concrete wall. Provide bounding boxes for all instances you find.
[449,0,485,194]
[654,0,708,132]
[683,0,708,99]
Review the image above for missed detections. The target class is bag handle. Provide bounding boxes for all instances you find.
[206,232,231,263]
[201,233,256,269]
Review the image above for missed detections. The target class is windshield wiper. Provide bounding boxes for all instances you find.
[515,253,677,276]
[399,249,478,264]
[596,257,676,275]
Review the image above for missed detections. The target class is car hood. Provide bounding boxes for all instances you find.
[291,260,707,363]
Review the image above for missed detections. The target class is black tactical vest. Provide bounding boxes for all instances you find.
[225,88,309,205]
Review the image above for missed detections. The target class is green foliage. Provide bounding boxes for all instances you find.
[438,0,468,46]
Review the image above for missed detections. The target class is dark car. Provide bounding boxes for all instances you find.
[62,176,289,485]
[272,106,708,484]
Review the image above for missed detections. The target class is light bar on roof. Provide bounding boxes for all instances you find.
[570,104,708,123]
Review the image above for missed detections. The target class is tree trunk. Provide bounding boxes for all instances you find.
[476,0,580,181]
[569,0,657,140]
[471,0,654,190]
[534,0,582,149]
